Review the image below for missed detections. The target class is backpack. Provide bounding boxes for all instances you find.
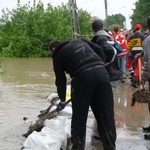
[107,40,122,55]
[113,41,122,55]
[92,35,118,65]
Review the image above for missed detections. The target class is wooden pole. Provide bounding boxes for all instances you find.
[104,0,108,29]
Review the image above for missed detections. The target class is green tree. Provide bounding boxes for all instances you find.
[0,0,92,57]
[78,9,92,40]
[104,14,125,31]
[130,0,150,31]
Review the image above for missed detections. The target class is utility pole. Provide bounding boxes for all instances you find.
[104,0,108,29]
[68,0,80,39]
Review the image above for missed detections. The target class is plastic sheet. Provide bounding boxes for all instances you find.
[23,86,72,150]
[23,116,71,150]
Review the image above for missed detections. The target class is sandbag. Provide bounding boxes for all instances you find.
[23,116,71,150]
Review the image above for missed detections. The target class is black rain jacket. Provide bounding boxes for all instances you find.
[52,38,105,101]
[91,30,121,81]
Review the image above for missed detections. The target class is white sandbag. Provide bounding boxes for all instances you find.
[44,116,71,148]
[23,116,71,150]
[64,118,71,138]
[59,106,72,118]
[46,85,71,105]
[46,93,59,104]
[44,116,66,133]
[23,131,61,150]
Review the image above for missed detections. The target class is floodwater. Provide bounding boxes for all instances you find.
[0,57,150,150]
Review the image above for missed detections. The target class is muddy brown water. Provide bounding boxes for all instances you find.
[0,57,150,150]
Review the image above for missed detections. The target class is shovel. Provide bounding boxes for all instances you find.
[38,96,60,118]
[23,98,71,138]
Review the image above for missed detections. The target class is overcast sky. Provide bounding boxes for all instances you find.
[0,0,137,29]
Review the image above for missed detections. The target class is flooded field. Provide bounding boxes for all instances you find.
[0,57,150,150]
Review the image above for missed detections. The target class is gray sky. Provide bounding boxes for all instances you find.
[0,0,137,29]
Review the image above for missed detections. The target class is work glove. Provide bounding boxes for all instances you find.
[56,101,66,112]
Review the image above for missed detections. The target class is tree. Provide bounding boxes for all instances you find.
[104,14,125,31]
[78,9,92,40]
[0,1,92,57]
[130,0,150,31]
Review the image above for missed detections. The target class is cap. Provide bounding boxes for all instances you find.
[134,24,142,30]
[92,19,103,30]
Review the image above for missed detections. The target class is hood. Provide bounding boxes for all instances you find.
[52,41,69,58]
[95,30,112,39]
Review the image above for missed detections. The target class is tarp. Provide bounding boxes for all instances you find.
[23,106,72,150]
[23,85,72,150]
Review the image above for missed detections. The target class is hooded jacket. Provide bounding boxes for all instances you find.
[52,38,105,101]
[91,30,121,81]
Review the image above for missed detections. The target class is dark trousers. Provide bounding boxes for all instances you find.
[71,65,116,150]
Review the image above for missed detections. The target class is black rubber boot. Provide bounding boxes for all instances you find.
[71,145,85,150]
[131,79,138,88]
[99,131,116,150]
[144,134,150,140]
[71,137,85,150]
[143,126,150,133]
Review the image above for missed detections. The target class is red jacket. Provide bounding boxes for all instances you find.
[113,32,127,58]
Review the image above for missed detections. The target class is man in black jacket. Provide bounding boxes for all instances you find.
[91,19,121,91]
[49,38,116,150]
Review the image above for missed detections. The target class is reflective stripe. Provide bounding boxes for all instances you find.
[107,41,115,45]
[132,47,143,51]
[106,46,117,65]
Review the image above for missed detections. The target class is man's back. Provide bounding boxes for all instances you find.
[91,31,121,82]
[52,38,105,78]
[127,31,145,57]
[50,36,117,150]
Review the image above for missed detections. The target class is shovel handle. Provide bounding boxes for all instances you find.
[65,98,71,105]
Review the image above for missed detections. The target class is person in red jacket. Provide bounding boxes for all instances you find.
[113,26,127,83]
